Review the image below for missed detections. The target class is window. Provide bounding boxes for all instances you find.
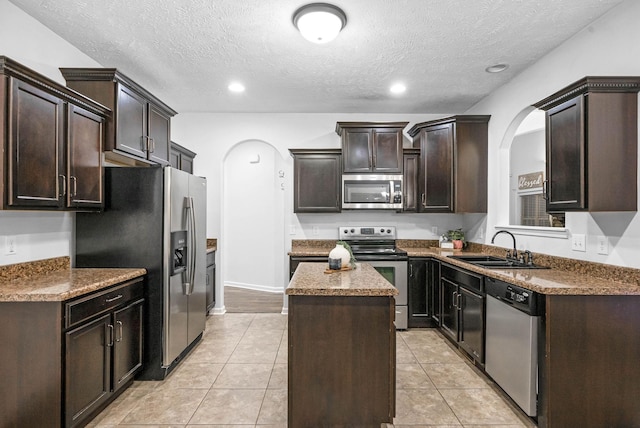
[520,193,548,227]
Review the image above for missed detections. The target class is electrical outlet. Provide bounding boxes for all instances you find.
[289,225,296,235]
[597,235,609,255]
[431,226,438,236]
[312,226,319,235]
[571,233,586,252]
[4,235,17,255]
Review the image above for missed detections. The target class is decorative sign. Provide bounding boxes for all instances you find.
[518,171,544,190]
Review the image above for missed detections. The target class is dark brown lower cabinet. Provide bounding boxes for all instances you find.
[439,264,484,365]
[538,294,640,428]
[289,256,327,279]
[65,314,112,427]
[288,295,395,427]
[206,250,216,314]
[0,276,144,428]
[408,258,440,328]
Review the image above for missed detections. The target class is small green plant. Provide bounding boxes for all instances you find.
[445,228,465,241]
[336,240,357,267]
[445,228,466,248]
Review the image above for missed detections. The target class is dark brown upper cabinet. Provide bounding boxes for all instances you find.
[408,115,490,214]
[170,141,197,174]
[534,77,640,212]
[336,122,408,174]
[0,56,108,211]
[290,149,341,213]
[60,68,176,166]
[402,148,420,212]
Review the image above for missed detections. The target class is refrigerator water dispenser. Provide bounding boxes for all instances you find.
[170,230,188,275]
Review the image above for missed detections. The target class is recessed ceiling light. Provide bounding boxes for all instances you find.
[390,83,406,94]
[292,3,347,44]
[485,63,509,73]
[228,82,245,93]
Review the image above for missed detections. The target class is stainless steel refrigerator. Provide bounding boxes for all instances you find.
[75,166,207,380]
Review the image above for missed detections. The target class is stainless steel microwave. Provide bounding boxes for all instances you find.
[342,174,403,209]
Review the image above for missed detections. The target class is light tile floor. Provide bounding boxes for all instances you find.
[87,313,537,427]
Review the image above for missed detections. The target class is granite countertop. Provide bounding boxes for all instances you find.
[286,262,399,297]
[401,246,640,296]
[288,240,640,296]
[0,267,147,302]
[206,238,217,253]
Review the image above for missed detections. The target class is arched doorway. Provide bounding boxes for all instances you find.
[221,140,286,312]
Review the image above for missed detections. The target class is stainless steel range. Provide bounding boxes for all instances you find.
[339,226,408,329]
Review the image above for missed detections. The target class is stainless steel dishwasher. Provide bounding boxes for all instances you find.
[485,277,544,417]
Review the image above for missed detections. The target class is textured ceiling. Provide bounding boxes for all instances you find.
[9,0,625,113]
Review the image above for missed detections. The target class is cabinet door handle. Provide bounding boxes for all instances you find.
[116,320,123,342]
[452,291,458,309]
[409,264,413,277]
[107,324,114,347]
[70,176,78,197]
[457,293,463,310]
[141,136,147,152]
[206,274,210,285]
[105,294,123,303]
[542,179,548,200]
[59,174,66,197]
[421,193,426,207]
[149,138,155,153]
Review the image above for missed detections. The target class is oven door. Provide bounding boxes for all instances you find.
[362,259,408,329]
[342,175,402,209]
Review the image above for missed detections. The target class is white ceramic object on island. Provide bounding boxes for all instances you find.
[329,243,351,268]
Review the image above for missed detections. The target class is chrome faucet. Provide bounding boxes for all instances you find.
[491,230,518,261]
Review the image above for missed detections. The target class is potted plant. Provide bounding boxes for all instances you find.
[445,228,466,249]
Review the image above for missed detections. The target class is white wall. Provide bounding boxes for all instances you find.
[510,129,545,224]
[3,0,640,273]
[173,113,476,301]
[465,0,640,267]
[0,0,101,266]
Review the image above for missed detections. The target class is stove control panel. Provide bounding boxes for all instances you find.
[339,226,396,240]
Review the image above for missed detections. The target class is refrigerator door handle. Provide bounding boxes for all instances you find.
[185,196,197,295]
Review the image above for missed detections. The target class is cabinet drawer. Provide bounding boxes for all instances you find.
[206,250,216,267]
[65,278,144,328]
[441,264,483,293]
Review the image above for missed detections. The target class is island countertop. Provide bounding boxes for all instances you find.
[286,262,399,297]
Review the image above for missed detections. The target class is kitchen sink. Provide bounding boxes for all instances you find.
[448,254,549,270]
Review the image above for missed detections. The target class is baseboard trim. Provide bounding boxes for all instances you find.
[225,282,283,294]
[210,306,227,315]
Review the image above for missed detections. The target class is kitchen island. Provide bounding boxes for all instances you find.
[286,262,398,428]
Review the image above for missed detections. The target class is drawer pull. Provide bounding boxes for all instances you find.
[105,294,123,303]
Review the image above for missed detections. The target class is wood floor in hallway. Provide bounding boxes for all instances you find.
[224,285,284,313]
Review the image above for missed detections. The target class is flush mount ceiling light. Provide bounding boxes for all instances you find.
[485,63,509,73]
[293,3,347,44]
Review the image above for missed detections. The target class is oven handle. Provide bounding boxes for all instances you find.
[353,255,408,262]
